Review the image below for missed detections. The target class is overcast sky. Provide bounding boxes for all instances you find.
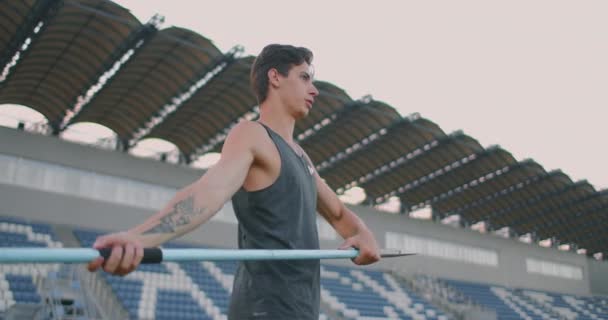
[109,0,607,189]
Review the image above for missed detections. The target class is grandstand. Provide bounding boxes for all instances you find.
[1,123,607,320]
[1,0,607,319]
[0,205,607,319]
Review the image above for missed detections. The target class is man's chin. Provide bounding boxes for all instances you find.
[294,109,310,120]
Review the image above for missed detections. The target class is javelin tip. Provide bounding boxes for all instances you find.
[379,249,416,258]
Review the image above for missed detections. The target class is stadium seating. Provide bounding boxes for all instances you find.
[2,221,606,320]
[75,228,454,320]
[444,278,608,320]
[516,289,608,320]
[75,230,235,320]
[566,295,608,319]
[0,217,62,315]
[75,229,346,320]
[321,264,448,320]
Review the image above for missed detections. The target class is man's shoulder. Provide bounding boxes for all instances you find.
[229,120,265,136]
[223,121,268,153]
[225,121,266,142]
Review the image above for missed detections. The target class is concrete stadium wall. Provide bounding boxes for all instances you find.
[0,126,606,296]
[588,259,608,295]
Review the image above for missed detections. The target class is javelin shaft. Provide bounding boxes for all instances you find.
[0,248,413,264]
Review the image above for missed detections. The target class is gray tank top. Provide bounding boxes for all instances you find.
[228,123,320,320]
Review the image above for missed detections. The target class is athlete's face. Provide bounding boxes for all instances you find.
[276,63,319,119]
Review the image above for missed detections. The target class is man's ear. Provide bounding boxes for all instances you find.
[268,68,280,88]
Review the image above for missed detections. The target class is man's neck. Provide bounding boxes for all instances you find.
[258,104,296,144]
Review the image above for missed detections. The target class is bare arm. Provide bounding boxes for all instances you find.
[89,121,261,274]
[315,173,380,265]
[129,147,250,247]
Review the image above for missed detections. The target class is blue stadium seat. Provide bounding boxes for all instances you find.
[1,217,605,320]
[73,229,222,319]
[156,289,211,320]
[0,217,61,313]
[444,279,581,320]
[321,264,445,319]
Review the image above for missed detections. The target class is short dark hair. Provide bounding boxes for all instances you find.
[250,44,313,103]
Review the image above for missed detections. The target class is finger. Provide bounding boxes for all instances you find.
[87,257,104,272]
[133,243,144,269]
[353,253,365,265]
[372,249,381,261]
[338,237,358,250]
[104,245,123,274]
[356,247,381,265]
[120,243,135,271]
[93,235,113,249]
[121,264,137,276]
[94,232,131,249]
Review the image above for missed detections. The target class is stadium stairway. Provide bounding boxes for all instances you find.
[38,264,102,319]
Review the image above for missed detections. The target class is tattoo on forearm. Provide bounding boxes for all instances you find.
[143,195,207,235]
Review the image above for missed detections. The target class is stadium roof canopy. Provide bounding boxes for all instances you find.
[0,0,605,259]
[146,55,256,158]
[69,27,225,143]
[0,0,142,130]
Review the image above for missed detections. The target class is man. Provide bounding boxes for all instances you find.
[88,44,380,319]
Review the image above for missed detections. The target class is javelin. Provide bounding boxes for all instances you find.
[0,248,414,264]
